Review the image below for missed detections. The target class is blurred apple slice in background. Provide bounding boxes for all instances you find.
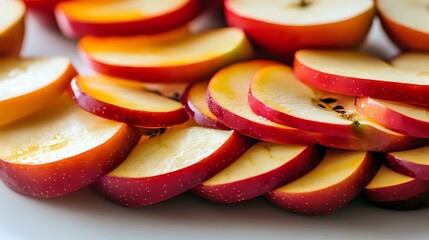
[23,0,67,28]
[266,149,378,215]
[181,81,228,129]
[194,142,324,203]
[294,50,429,106]
[96,125,254,207]
[377,0,429,52]
[69,75,189,128]
[0,96,140,198]
[0,0,25,56]
[55,0,202,37]
[0,57,77,126]
[79,27,253,83]
[224,0,374,61]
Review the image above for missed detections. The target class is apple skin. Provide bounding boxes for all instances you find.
[373,191,429,210]
[378,10,429,52]
[0,1,25,56]
[294,51,429,106]
[55,0,202,38]
[385,148,429,181]
[224,0,374,62]
[95,131,255,207]
[266,151,379,215]
[23,0,67,29]
[0,124,140,198]
[193,144,325,203]
[69,77,189,128]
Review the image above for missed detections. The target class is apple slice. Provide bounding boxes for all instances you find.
[181,81,228,129]
[385,145,429,181]
[96,125,254,207]
[364,164,429,210]
[23,0,67,28]
[0,57,77,126]
[266,149,378,215]
[391,52,429,71]
[224,0,374,61]
[0,0,25,56]
[69,75,188,128]
[0,96,140,198]
[377,0,429,52]
[194,142,324,203]
[294,50,429,106]
[55,0,202,37]
[79,27,253,83]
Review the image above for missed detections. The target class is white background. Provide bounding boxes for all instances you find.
[1,10,427,240]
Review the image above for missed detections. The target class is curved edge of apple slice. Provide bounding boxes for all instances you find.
[193,143,324,203]
[95,128,255,207]
[55,0,202,38]
[385,146,429,181]
[69,77,189,128]
[266,150,379,215]
[0,0,25,56]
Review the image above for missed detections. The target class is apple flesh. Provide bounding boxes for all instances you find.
[79,27,254,83]
[0,96,140,198]
[194,142,324,203]
[391,52,429,71]
[294,50,429,106]
[224,0,374,61]
[385,145,429,181]
[96,125,254,207]
[181,81,228,129]
[0,57,77,126]
[377,0,429,52]
[0,0,25,56]
[69,75,189,128]
[266,149,378,215]
[55,0,202,37]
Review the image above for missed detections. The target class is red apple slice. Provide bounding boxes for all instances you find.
[266,149,378,215]
[194,142,324,203]
[225,0,374,61]
[55,0,202,37]
[23,0,67,28]
[0,57,77,126]
[249,64,421,152]
[294,50,429,106]
[365,164,429,202]
[181,81,228,129]
[0,96,140,198]
[79,27,253,83]
[377,0,429,52]
[0,0,25,56]
[69,75,188,128]
[96,125,254,207]
[385,145,429,181]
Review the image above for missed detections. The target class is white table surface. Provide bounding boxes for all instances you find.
[2,12,427,240]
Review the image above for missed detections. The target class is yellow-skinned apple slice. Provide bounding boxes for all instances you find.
[79,27,253,83]
[266,149,378,215]
[69,75,188,128]
[96,125,254,207]
[294,50,429,106]
[364,165,429,210]
[0,0,25,56]
[0,57,77,126]
[385,145,429,181]
[181,81,228,129]
[0,96,140,198]
[377,0,429,52]
[55,0,201,37]
[249,64,423,152]
[224,0,374,61]
[194,142,324,203]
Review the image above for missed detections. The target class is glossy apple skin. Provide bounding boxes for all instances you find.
[374,191,429,210]
[355,97,429,138]
[69,77,189,128]
[266,152,379,215]
[294,53,429,106]
[385,151,429,181]
[95,131,255,207]
[0,124,140,198]
[224,0,374,62]
[55,0,202,38]
[193,144,325,203]
[181,81,229,130]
